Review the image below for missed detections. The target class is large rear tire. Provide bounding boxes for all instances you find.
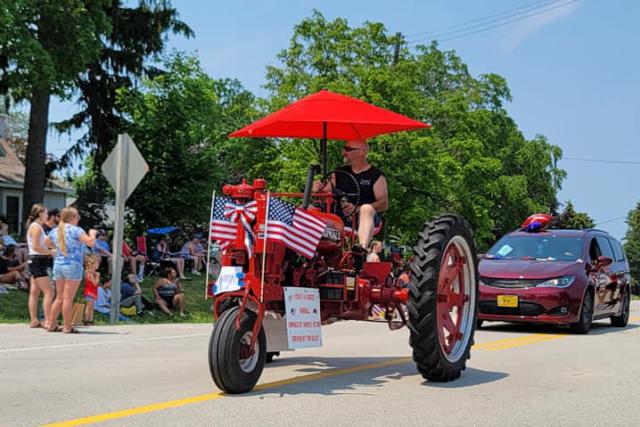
[408,214,478,382]
[208,306,266,394]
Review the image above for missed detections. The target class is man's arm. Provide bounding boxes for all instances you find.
[312,173,336,193]
[370,175,388,213]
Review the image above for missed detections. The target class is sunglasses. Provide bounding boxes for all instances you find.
[342,146,361,152]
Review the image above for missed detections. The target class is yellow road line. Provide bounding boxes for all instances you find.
[41,326,617,427]
[42,393,225,427]
[475,334,564,351]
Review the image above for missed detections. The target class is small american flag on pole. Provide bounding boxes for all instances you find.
[266,196,326,259]
[210,196,237,244]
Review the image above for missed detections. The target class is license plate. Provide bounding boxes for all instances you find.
[497,295,518,308]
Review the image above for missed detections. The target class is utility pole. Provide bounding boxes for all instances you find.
[392,32,402,66]
[550,150,560,216]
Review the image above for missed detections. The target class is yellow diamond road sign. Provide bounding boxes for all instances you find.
[101,133,148,200]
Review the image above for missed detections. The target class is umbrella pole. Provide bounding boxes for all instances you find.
[322,121,327,176]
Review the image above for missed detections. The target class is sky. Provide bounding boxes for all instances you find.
[45,0,640,240]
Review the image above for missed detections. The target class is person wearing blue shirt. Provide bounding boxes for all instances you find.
[45,207,96,333]
[93,231,112,275]
[120,273,144,314]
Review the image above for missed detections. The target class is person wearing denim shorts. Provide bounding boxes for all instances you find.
[45,207,96,333]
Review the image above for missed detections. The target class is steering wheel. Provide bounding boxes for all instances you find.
[318,169,361,211]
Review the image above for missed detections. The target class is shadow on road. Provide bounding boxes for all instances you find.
[479,321,639,336]
[227,356,506,398]
[422,367,509,388]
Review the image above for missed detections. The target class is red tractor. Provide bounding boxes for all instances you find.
[208,175,478,393]
[207,90,479,394]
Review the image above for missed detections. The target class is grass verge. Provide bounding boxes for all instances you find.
[0,272,213,325]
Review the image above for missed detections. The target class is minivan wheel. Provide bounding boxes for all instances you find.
[570,291,593,334]
[611,289,630,327]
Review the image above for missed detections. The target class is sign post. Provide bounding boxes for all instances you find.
[101,134,148,324]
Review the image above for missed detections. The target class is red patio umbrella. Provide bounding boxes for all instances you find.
[229,89,429,175]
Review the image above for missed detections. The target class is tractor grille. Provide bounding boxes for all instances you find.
[481,277,545,289]
[479,301,545,316]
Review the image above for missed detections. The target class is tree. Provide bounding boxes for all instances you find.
[0,0,111,230]
[115,54,269,233]
[624,202,640,285]
[552,201,594,230]
[0,96,29,160]
[51,0,193,228]
[258,11,565,249]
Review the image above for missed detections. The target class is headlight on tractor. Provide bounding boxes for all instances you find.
[536,275,576,288]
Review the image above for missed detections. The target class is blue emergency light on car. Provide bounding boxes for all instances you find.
[521,213,553,232]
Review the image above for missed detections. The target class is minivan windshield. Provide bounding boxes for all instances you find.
[486,234,584,261]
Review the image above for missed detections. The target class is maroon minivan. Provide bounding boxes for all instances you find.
[478,228,631,333]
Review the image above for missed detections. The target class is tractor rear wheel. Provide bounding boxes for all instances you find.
[408,214,478,382]
[208,306,266,394]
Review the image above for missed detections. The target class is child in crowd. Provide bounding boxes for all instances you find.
[83,253,100,325]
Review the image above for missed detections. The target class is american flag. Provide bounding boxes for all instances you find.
[210,196,237,244]
[266,197,326,259]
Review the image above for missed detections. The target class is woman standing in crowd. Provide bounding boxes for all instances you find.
[26,204,55,329]
[46,207,96,333]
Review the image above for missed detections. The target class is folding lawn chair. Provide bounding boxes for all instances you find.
[136,236,162,278]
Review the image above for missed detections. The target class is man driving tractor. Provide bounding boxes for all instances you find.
[313,138,388,253]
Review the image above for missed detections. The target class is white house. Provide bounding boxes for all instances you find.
[0,138,73,235]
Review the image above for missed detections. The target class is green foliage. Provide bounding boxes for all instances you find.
[0,0,111,98]
[256,11,565,249]
[1,0,112,230]
[116,53,270,233]
[624,202,640,284]
[53,0,194,170]
[552,201,595,230]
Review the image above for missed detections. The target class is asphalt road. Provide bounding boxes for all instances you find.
[2,302,640,427]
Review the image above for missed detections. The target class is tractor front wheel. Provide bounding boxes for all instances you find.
[208,306,266,394]
[408,214,478,382]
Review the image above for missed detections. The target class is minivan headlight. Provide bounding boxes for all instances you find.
[537,275,576,288]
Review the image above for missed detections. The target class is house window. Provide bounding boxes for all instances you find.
[5,196,19,234]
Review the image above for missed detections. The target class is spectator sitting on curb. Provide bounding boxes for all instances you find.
[156,237,188,280]
[122,241,146,282]
[0,245,29,290]
[153,267,186,317]
[120,273,146,315]
[94,277,132,322]
[189,236,206,274]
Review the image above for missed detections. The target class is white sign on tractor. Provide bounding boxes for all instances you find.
[283,287,322,349]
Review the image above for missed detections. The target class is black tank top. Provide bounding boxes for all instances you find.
[335,165,384,205]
